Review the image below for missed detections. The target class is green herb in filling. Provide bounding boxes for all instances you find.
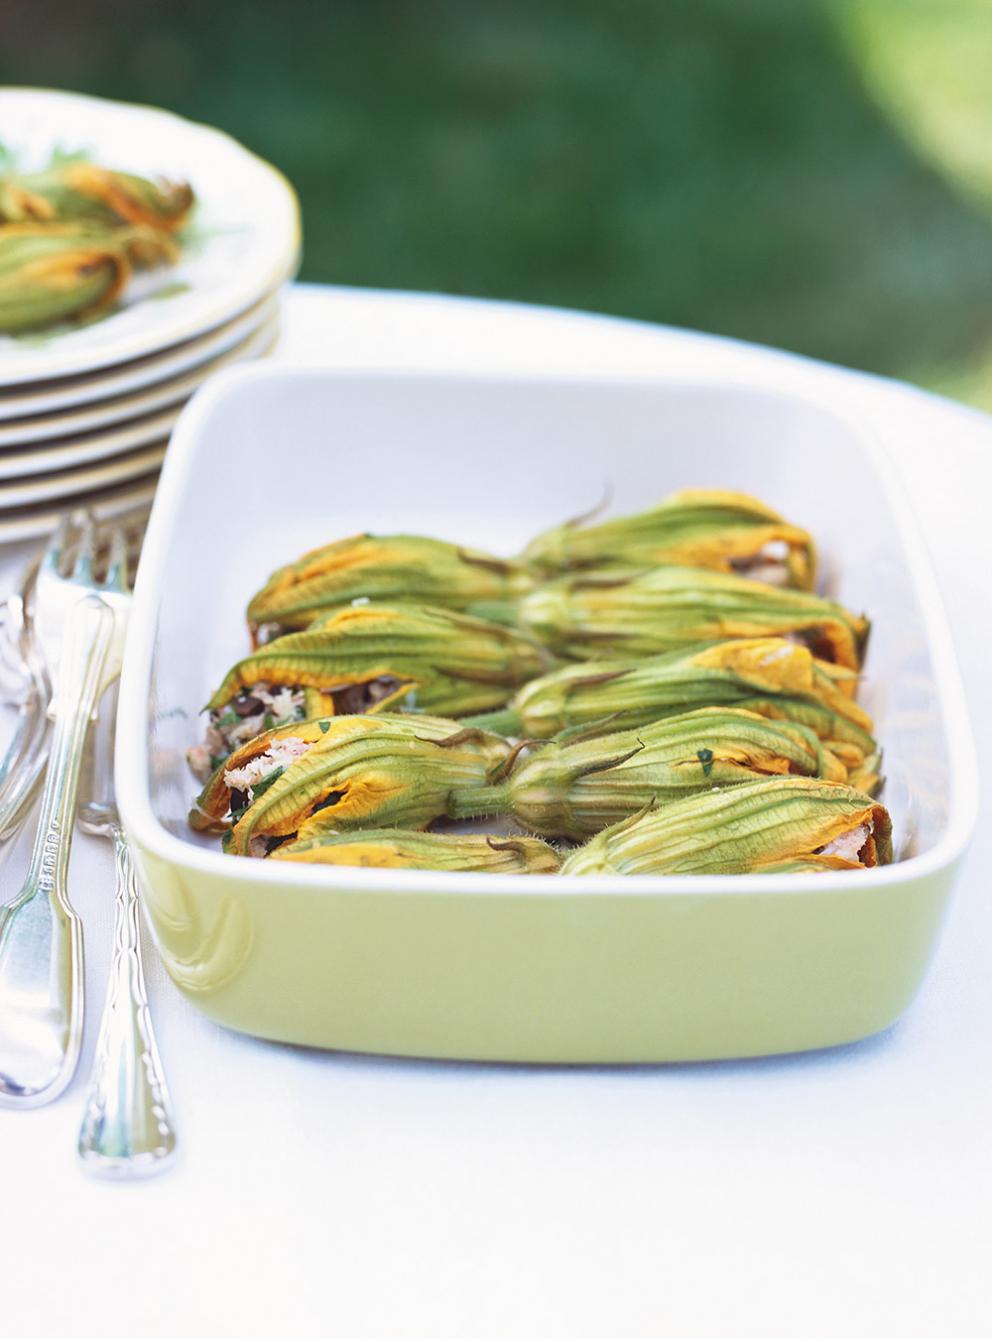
[250,766,284,801]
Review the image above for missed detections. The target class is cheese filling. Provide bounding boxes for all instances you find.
[224,736,311,797]
[817,822,870,864]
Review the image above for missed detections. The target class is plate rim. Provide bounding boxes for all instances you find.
[0,473,157,540]
[0,438,167,505]
[0,313,280,446]
[0,406,180,479]
[0,290,281,419]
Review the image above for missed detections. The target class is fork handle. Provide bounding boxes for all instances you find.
[78,825,177,1175]
[0,714,50,845]
[0,595,114,1107]
[0,604,50,843]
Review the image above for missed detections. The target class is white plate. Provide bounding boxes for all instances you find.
[0,472,157,543]
[0,314,279,447]
[0,291,279,421]
[0,440,167,508]
[0,88,300,384]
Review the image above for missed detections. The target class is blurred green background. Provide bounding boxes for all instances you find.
[5,0,992,404]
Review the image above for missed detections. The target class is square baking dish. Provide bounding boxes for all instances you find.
[116,365,978,1062]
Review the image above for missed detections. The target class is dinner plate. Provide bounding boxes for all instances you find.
[0,88,300,384]
[0,291,279,422]
[0,440,167,508]
[0,473,157,543]
[0,314,279,447]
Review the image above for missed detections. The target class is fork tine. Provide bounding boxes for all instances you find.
[100,523,130,594]
[70,509,97,583]
[41,516,70,575]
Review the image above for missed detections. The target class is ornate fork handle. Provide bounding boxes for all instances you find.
[78,824,177,1174]
[0,595,114,1106]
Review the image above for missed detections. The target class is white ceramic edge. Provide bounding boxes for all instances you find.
[0,88,301,383]
[0,289,282,418]
[0,311,280,443]
[0,440,167,506]
[0,393,183,450]
[0,476,157,542]
[116,361,980,899]
[0,409,179,479]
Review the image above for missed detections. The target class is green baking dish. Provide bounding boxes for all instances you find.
[116,366,977,1061]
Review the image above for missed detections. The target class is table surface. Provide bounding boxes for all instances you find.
[2,284,990,1339]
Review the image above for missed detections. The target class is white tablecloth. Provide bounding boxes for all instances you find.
[2,285,990,1339]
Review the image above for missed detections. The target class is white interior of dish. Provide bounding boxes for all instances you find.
[122,367,970,880]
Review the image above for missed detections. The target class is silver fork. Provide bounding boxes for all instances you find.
[76,680,177,1175]
[0,507,149,848]
[0,515,128,1106]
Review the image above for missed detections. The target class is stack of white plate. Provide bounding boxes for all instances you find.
[0,89,300,541]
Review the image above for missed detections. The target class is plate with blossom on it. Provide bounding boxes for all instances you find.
[0,88,300,385]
